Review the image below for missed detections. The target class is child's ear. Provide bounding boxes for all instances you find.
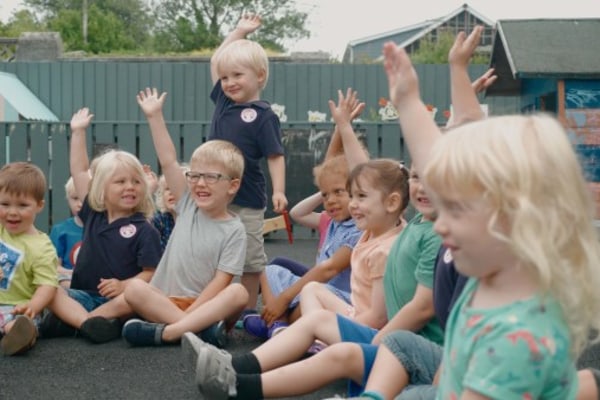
[228,178,241,195]
[385,192,402,214]
[257,69,266,87]
[36,199,45,213]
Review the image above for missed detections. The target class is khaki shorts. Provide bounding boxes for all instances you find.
[229,205,267,274]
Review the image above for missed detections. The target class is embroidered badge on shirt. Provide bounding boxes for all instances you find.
[120,224,137,239]
[443,248,453,264]
[241,108,258,123]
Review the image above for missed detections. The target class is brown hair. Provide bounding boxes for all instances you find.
[313,155,349,188]
[348,159,410,212]
[0,162,47,202]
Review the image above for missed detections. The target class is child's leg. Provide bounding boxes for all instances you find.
[88,293,134,320]
[260,342,365,397]
[259,271,277,308]
[268,256,309,276]
[577,369,600,400]
[122,279,186,324]
[299,281,350,315]
[161,283,248,342]
[242,272,261,310]
[48,288,92,328]
[251,309,342,371]
[364,331,442,399]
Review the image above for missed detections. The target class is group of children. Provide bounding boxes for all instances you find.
[1,13,600,400]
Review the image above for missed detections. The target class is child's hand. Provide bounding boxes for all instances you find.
[383,42,420,110]
[98,278,124,298]
[272,192,288,214]
[137,88,167,118]
[261,296,290,326]
[448,25,483,68]
[472,68,497,94]
[13,302,37,319]
[70,108,94,132]
[236,13,262,36]
[143,164,159,194]
[328,88,359,126]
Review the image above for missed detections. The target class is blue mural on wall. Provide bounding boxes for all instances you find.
[566,81,600,108]
[576,144,600,182]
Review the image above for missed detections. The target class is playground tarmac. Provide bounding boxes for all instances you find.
[3,237,600,400]
[0,238,347,400]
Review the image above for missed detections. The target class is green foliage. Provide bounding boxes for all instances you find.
[0,9,45,37]
[411,30,489,64]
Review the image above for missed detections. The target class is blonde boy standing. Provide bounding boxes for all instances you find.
[210,14,287,313]
[0,162,58,355]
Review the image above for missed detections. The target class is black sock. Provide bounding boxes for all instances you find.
[235,374,262,400]
[231,353,261,374]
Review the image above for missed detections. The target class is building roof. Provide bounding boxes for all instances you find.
[487,19,600,96]
[0,71,58,121]
[344,3,495,62]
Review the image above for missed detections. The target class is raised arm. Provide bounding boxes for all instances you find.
[289,192,323,229]
[328,88,369,171]
[383,44,441,174]
[136,88,186,202]
[69,108,94,200]
[210,14,262,84]
[325,96,366,160]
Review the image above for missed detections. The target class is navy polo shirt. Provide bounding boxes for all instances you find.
[433,245,468,330]
[209,82,284,209]
[70,197,161,294]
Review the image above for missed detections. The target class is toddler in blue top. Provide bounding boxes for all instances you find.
[49,176,83,288]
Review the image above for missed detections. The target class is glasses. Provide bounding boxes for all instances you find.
[184,171,232,185]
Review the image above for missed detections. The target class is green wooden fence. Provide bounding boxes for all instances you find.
[0,121,406,236]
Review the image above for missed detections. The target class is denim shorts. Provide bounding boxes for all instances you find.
[66,289,110,312]
[0,304,41,334]
[382,330,442,400]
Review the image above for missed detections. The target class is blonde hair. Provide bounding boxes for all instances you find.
[348,159,410,214]
[423,114,600,356]
[216,39,269,90]
[190,140,244,180]
[65,176,76,198]
[313,155,349,188]
[87,150,155,219]
[0,162,46,202]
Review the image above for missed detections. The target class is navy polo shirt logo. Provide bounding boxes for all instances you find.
[241,108,258,123]
[443,248,453,264]
[119,224,137,238]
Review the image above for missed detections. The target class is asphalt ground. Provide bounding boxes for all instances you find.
[2,236,600,400]
[0,238,347,400]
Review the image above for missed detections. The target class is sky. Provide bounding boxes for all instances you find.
[1,0,599,59]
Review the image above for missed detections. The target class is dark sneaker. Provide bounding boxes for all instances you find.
[242,314,268,339]
[199,320,228,349]
[38,311,76,338]
[79,316,121,344]
[121,318,165,346]
[1,315,37,356]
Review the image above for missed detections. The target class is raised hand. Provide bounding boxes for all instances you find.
[448,25,483,67]
[383,42,420,110]
[136,87,167,118]
[70,108,94,132]
[236,13,262,36]
[328,88,360,126]
[472,68,497,94]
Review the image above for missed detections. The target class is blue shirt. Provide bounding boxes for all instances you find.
[318,218,362,293]
[49,217,83,270]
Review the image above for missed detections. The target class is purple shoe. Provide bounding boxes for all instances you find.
[242,314,269,339]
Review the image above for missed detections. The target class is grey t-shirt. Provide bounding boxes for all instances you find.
[150,190,246,297]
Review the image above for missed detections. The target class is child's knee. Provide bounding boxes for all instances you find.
[227,283,250,306]
[300,281,323,297]
[123,278,147,301]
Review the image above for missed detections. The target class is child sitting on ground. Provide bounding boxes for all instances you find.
[49,176,83,288]
[116,87,248,348]
[0,162,58,355]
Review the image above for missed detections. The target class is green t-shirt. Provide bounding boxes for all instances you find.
[437,278,577,399]
[0,226,58,305]
[382,212,443,344]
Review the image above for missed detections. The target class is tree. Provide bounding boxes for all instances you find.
[0,9,45,37]
[151,0,309,53]
[411,30,489,64]
[23,0,153,53]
